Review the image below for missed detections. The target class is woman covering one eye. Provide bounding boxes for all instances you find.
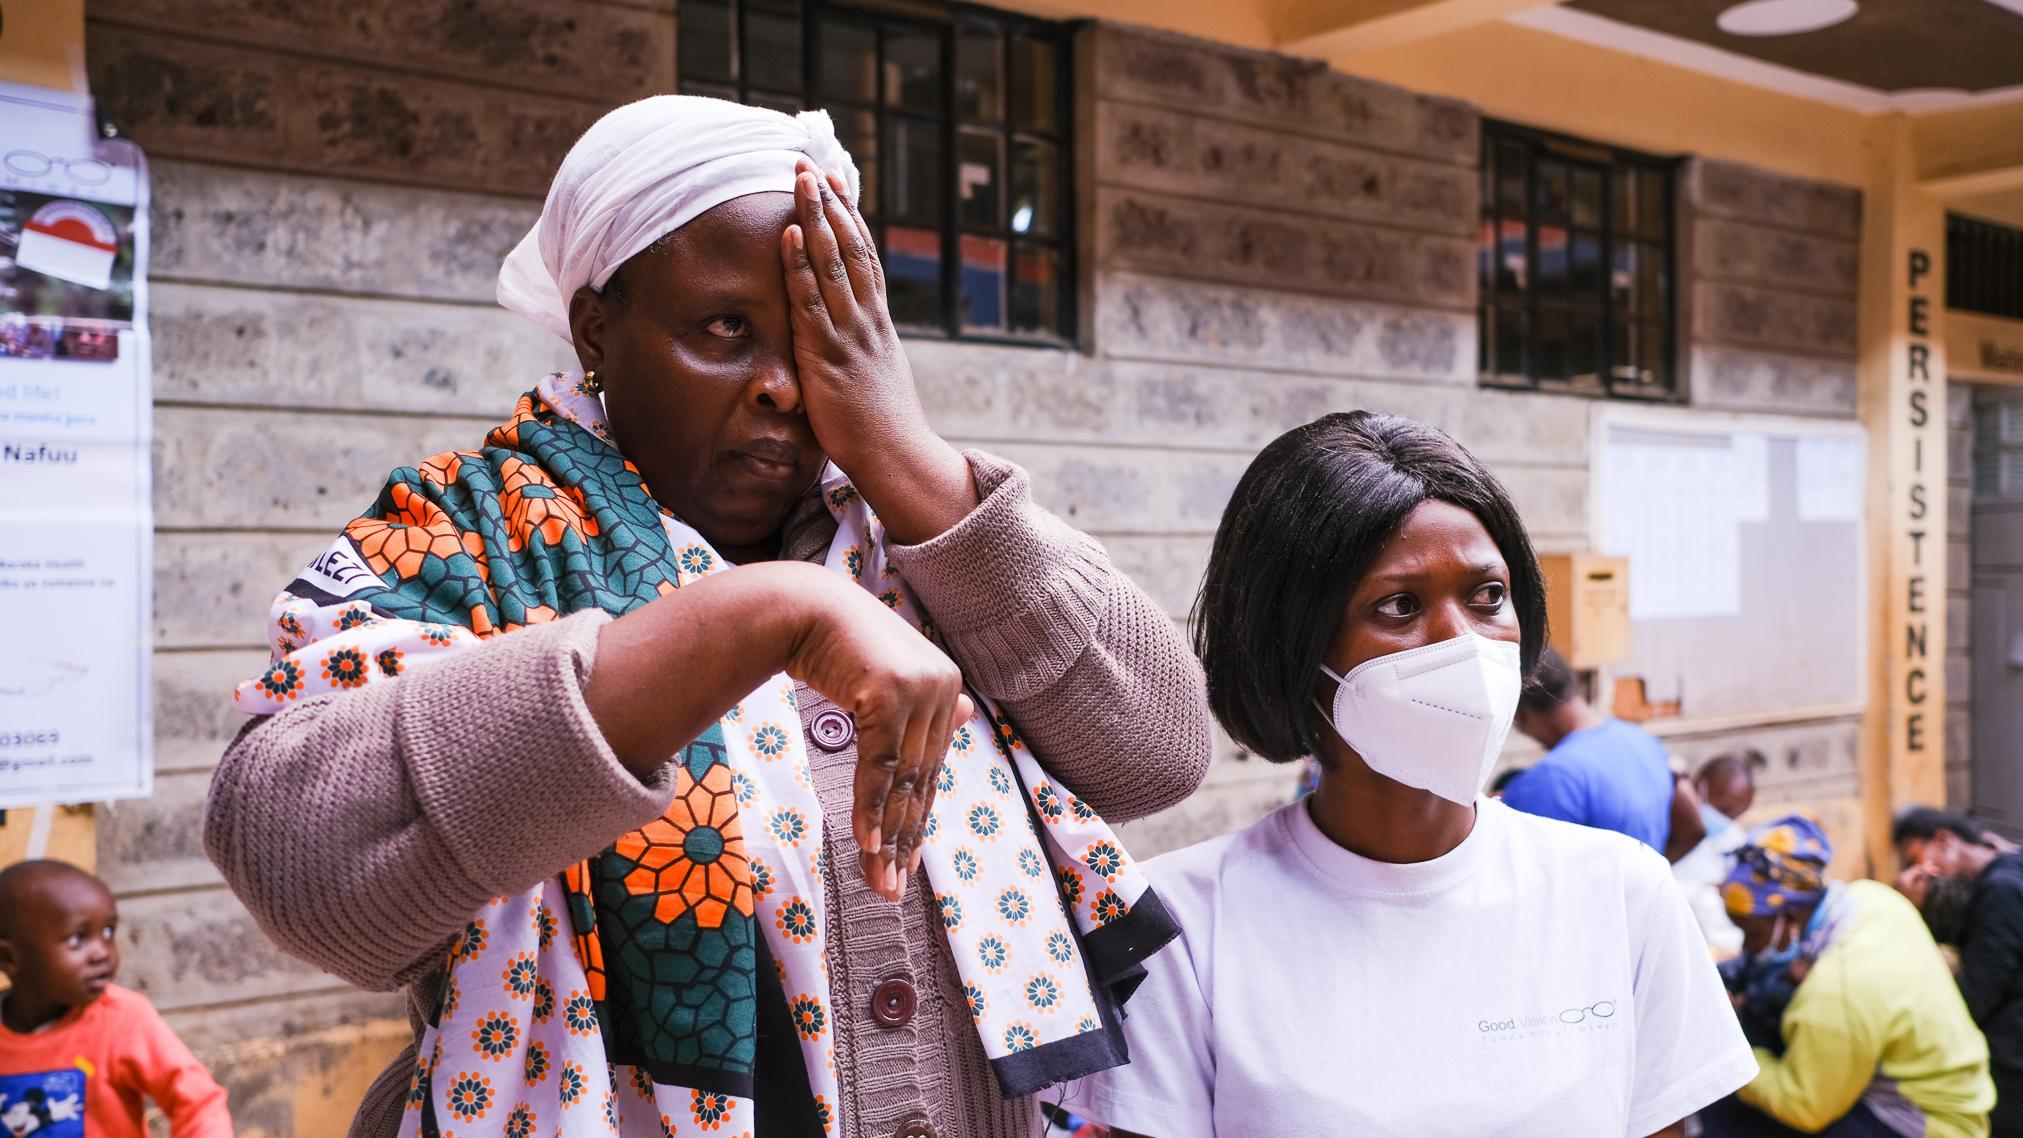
[204,96,1210,1138]
[1061,412,1756,1138]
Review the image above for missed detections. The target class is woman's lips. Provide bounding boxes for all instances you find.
[728,441,802,481]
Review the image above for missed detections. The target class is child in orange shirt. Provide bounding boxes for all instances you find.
[0,860,230,1138]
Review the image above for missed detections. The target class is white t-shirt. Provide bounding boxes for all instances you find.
[1061,798,1756,1138]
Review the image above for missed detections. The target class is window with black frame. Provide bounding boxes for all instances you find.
[1948,213,2023,321]
[679,0,1074,344]
[1479,122,1678,399]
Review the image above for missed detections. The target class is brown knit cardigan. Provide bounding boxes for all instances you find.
[204,451,1212,1138]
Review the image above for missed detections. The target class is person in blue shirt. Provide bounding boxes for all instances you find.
[1504,648,1702,858]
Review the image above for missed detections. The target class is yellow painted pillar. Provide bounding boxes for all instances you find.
[1857,114,1949,876]
[0,804,97,871]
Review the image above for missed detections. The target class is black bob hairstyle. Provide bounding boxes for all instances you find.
[1193,411,1548,764]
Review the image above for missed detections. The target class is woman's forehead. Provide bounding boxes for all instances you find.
[676,190,798,253]
[622,191,798,300]
[1370,499,1504,569]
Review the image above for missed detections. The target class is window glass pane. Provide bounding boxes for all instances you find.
[834,107,879,217]
[821,21,877,103]
[1497,141,1527,214]
[1610,320,1638,384]
[957,21,1004,122]
[1536,225,1567,294]
[958,128,1002,230]
[750,91,803,116]
[1010,243,1063,336]
[1611,168,1637,238]
[884,27,942,111]
[1479,304,1492,374]
[681,81,739,102]
[1610,242,1638,314]
[1570,233,1601,297]
[888,117,944,223]
[1570,167,1603,229]
[1638,166,1669,237]
[1535,308,1568,381]
[1497,219,1528,293]
[1010,138,1059,238]
[679,0,733,84]
[1478,220,1496,301]
[1011,35,1061,133]
[1569,311,1600,384]
[960,234,1007,332]
[1494,305,1527,378]
[746,0,803,92]
[1639,321,1668,386]
[1480,143,1495,216]
[1537,159,1569,222]
[884,224,943,327]
[1638,242,1668,321]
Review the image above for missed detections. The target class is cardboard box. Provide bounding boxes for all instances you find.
[1540,553,1629,669]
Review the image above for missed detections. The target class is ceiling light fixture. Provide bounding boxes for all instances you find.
[1715,0,1859,36]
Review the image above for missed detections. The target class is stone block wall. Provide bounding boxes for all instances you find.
[83,1,651,1132]
[1681,159,1862,417]
[1663,158,1867,841]
[66,4,1882,1132]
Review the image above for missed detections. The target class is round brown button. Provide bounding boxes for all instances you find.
[870,977,917,1028]
[894,1122,936,1138]
[811,709,857,752]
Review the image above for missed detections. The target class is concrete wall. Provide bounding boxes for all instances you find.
[1949,380,1975,810]
[83,0,654,1131]
[74,4,1876,1132]
[1665,156,1868,866]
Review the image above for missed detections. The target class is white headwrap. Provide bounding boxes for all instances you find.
[498,95,862,342]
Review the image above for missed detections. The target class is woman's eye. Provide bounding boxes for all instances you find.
[65,934,83,948]
[1472,583,1509,608]
[102,926,117,941]
[1374,594,1420,618]
[703,316,750,339]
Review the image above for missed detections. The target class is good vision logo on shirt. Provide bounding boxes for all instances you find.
[1475,998,1620,1043]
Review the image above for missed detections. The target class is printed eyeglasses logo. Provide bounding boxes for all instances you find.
[1478,1001,1616,1033]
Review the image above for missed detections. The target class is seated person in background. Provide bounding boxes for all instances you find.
[1489,766,1527,798]
[1504,648,1702,859]
[0,860,232,1138]
[1898,808,2021,908]
[1673,752,1762,958]
[1703,816,1993,1138]
[1699,751,1764,828]
[1900,812,2023,1138]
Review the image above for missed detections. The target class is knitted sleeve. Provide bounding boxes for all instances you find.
[204,610,679,991]
[886,451,1211,822]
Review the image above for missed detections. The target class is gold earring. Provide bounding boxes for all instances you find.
[583,369,603,394]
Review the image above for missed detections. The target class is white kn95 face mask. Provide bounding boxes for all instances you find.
[1315,632,1522,806]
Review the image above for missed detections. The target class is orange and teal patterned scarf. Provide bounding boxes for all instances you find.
[234,373,1176,1138]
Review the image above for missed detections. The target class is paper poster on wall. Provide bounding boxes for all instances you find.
[1600,438,1743,620]
[0,79,153,810]
[1795,435,1863,522]
[1730,433,1770,523]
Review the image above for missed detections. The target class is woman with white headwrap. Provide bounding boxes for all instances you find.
[204,97,1210,1138]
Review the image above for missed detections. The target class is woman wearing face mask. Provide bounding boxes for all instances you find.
[1060,412,1755,1138]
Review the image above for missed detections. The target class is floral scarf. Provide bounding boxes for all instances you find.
[234,374,1177,1136]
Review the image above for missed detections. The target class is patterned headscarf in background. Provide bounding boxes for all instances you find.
[1722,813,1834,921]
[1717,813,1849,1053]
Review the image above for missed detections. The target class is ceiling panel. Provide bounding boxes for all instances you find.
[1567,0,2023,95]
